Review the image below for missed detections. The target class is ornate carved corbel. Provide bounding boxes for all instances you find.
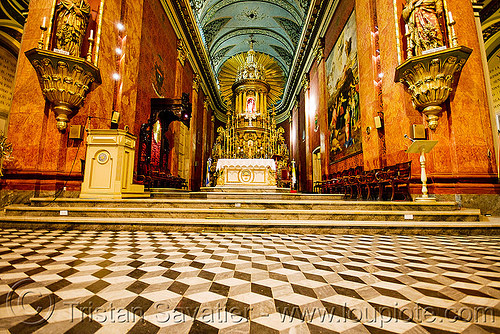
[395,46,472,130]
[25,48,101,131]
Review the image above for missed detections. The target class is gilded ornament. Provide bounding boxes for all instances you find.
[177,40,187,66]
[0,132,13,177]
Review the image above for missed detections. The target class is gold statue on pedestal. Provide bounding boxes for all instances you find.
[403,0,445,56]
[55,0,91,57]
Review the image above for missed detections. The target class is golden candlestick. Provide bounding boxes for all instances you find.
[38,18,48,50]
[87,36,94,62]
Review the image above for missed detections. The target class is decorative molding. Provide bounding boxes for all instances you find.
[210,45,234,68]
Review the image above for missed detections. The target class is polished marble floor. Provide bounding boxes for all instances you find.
[0,228,499,333]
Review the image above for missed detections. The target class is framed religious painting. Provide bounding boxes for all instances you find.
[325,11,362,164]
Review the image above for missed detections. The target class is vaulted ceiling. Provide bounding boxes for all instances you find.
[189,0,310,82]
[0,0,29,55]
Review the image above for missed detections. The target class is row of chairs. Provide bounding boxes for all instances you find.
[137,170,187,189]
[320,161,412,201]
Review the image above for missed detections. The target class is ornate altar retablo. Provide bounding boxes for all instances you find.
[211,40,289,189]
[216,159,276,187]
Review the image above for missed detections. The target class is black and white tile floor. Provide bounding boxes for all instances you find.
[0,228,499,333]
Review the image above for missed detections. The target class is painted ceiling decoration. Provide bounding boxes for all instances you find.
[270,45,293,67]
[273,16,301,47]
[202,16,231,47]
[211,44,235,68]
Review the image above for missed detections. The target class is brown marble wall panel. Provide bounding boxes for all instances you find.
[309,62,320,151]
[328,153,363,174]
[316,54,328,176]
[182,62,194,98]
[376,0,416,171]
[306,62,320,191]
[117,0,145,135]
[192,89,205,191]
[355,0,384,172]
[134,0,178,137]
[297,91,307,192]
[435,0,496,177]
[376,0,497,191]
[6,1,59,175]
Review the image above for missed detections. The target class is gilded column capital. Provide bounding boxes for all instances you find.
[314,38,324,65]
[177,40,187,66]
[192,74,200,92]
[301,73,310,92]
[203,97,209,110]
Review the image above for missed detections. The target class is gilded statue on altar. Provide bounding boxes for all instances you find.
[403,0,445,56]
[55,0,91,57]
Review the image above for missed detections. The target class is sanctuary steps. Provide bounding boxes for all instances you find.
[1,191,494,233]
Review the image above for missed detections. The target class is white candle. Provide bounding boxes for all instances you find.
[89,30,94,39]
[42,17,46,28]
[405,24,409,35]
[448,11,453,22]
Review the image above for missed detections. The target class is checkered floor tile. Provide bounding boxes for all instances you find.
[0,229,499,333]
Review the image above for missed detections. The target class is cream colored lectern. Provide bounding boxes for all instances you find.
[406,140,438,202]
[80,129,149,199]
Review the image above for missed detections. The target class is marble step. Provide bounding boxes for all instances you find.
[0,215,495,231]
[28,197,459,212]
[150,191,345,201]
[4,205,481,221]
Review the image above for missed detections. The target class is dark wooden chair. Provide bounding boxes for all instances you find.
[358,170,375,200]
[375,166,393,200]
[390,161,412,201]
[349,166,363,199]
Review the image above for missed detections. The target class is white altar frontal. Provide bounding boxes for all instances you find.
[216,159,276,187]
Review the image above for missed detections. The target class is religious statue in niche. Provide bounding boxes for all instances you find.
[55,0,91,57]
[403,0,445,56]
[246,97,256,112]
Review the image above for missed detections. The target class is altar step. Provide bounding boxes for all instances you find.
[1,193,482,226]
[27,196,458,212]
